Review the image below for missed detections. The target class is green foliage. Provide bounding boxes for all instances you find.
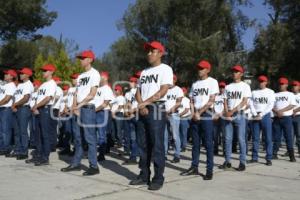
[33,48,83,82]
[0,0,57,41]
[102,0,253,86]
[249,0,300,86]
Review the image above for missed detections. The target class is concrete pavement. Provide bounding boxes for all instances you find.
[0,147,299,200]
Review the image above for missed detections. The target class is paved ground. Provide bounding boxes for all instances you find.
[0,146,299,200]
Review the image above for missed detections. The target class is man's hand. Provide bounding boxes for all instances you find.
[139,107,149,116]
[225,110,234,118]
[12,104,17,112]
[192,112,200,121]
[253,115,262,121]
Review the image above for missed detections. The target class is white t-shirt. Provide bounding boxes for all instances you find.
[125,88,138,110]
[214,93,225,114]
[67,87,76,109]
[111,95,126,113]
[294,93,300,116]
[274,91,297,116]
[0,82,17,107]
[14,80,34,106]
[165,86,184,112]
[244,99,253,120]
[53,86,63,109]
[224,81,252,111]
[29,91,38,108]
[76,67,101,105]
[59,95,67,113]
[250,88,275,117]
[94,85,115,110]
[178,96,191,118]
[189,77,219,110]
[36,79,57,105]
[137,63,173,101]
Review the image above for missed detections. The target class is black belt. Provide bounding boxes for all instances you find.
[82,104,95,109]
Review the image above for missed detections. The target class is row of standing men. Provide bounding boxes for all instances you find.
[0,41,299,191]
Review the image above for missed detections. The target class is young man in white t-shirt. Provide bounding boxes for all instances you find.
[95,71,114,161]
[273,77,297,162]
[249,75,275,166]
[181,60,219,180]
[213,81,226,156]
[31,64,57,166]
[61,50,101,175]
[164,74,183,163]
[27,80,41,152]
[291,81,300,156]
[178,87,191,152]
[123,76,140,165]
[220,65,251,171]
[57,74,79,156]
[111,84,126,149]
[130,41,173,191]
[0,70,17,156]
[11,68,34,160]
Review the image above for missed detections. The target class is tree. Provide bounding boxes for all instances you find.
[248,0,300,86]
[0,0,57,41]
[103,0,253,86]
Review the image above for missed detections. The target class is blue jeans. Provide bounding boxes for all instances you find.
[73,106,98,168]
[0,107,13,152]
[273,116,294,154]
[224,113,247,164]
[36,107,51,161]
[59,117,72,150]
[292,115,300,150]
[138,103,166,185]
[49,108,59,149]
[252,113,273,161]
[180,119,190,149]
[29,114,36,147]
[191,112,214,174]
[213,118,225,152]
[124,117,139,160]
[96,110,109,145]
[114,112,125,146]
[164,113,181,158]
[14,106,31,155]
[96,110,109,155]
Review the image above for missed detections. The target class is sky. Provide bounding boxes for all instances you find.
[38,0,272,58]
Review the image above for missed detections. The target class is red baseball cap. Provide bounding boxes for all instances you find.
[129,76,138,83]
[114,85,123,92]
[231,65,244,73]
[181,87,188,94]
[278,77,289,85]
[219,81,226,88]
[291,81,299,86]
[41,64,56,72]
[197,60,211,70]
[33,80,42,87]
[53,76,61,83]
[70,73,79,79]
[258,75,268,82]
[144,41,165,54]
[100,71,109,79]
[62,85,70,91]
[76,50,95,60]
[4,69,17,78]
[135,71,142,78]
[19,67,33,76]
